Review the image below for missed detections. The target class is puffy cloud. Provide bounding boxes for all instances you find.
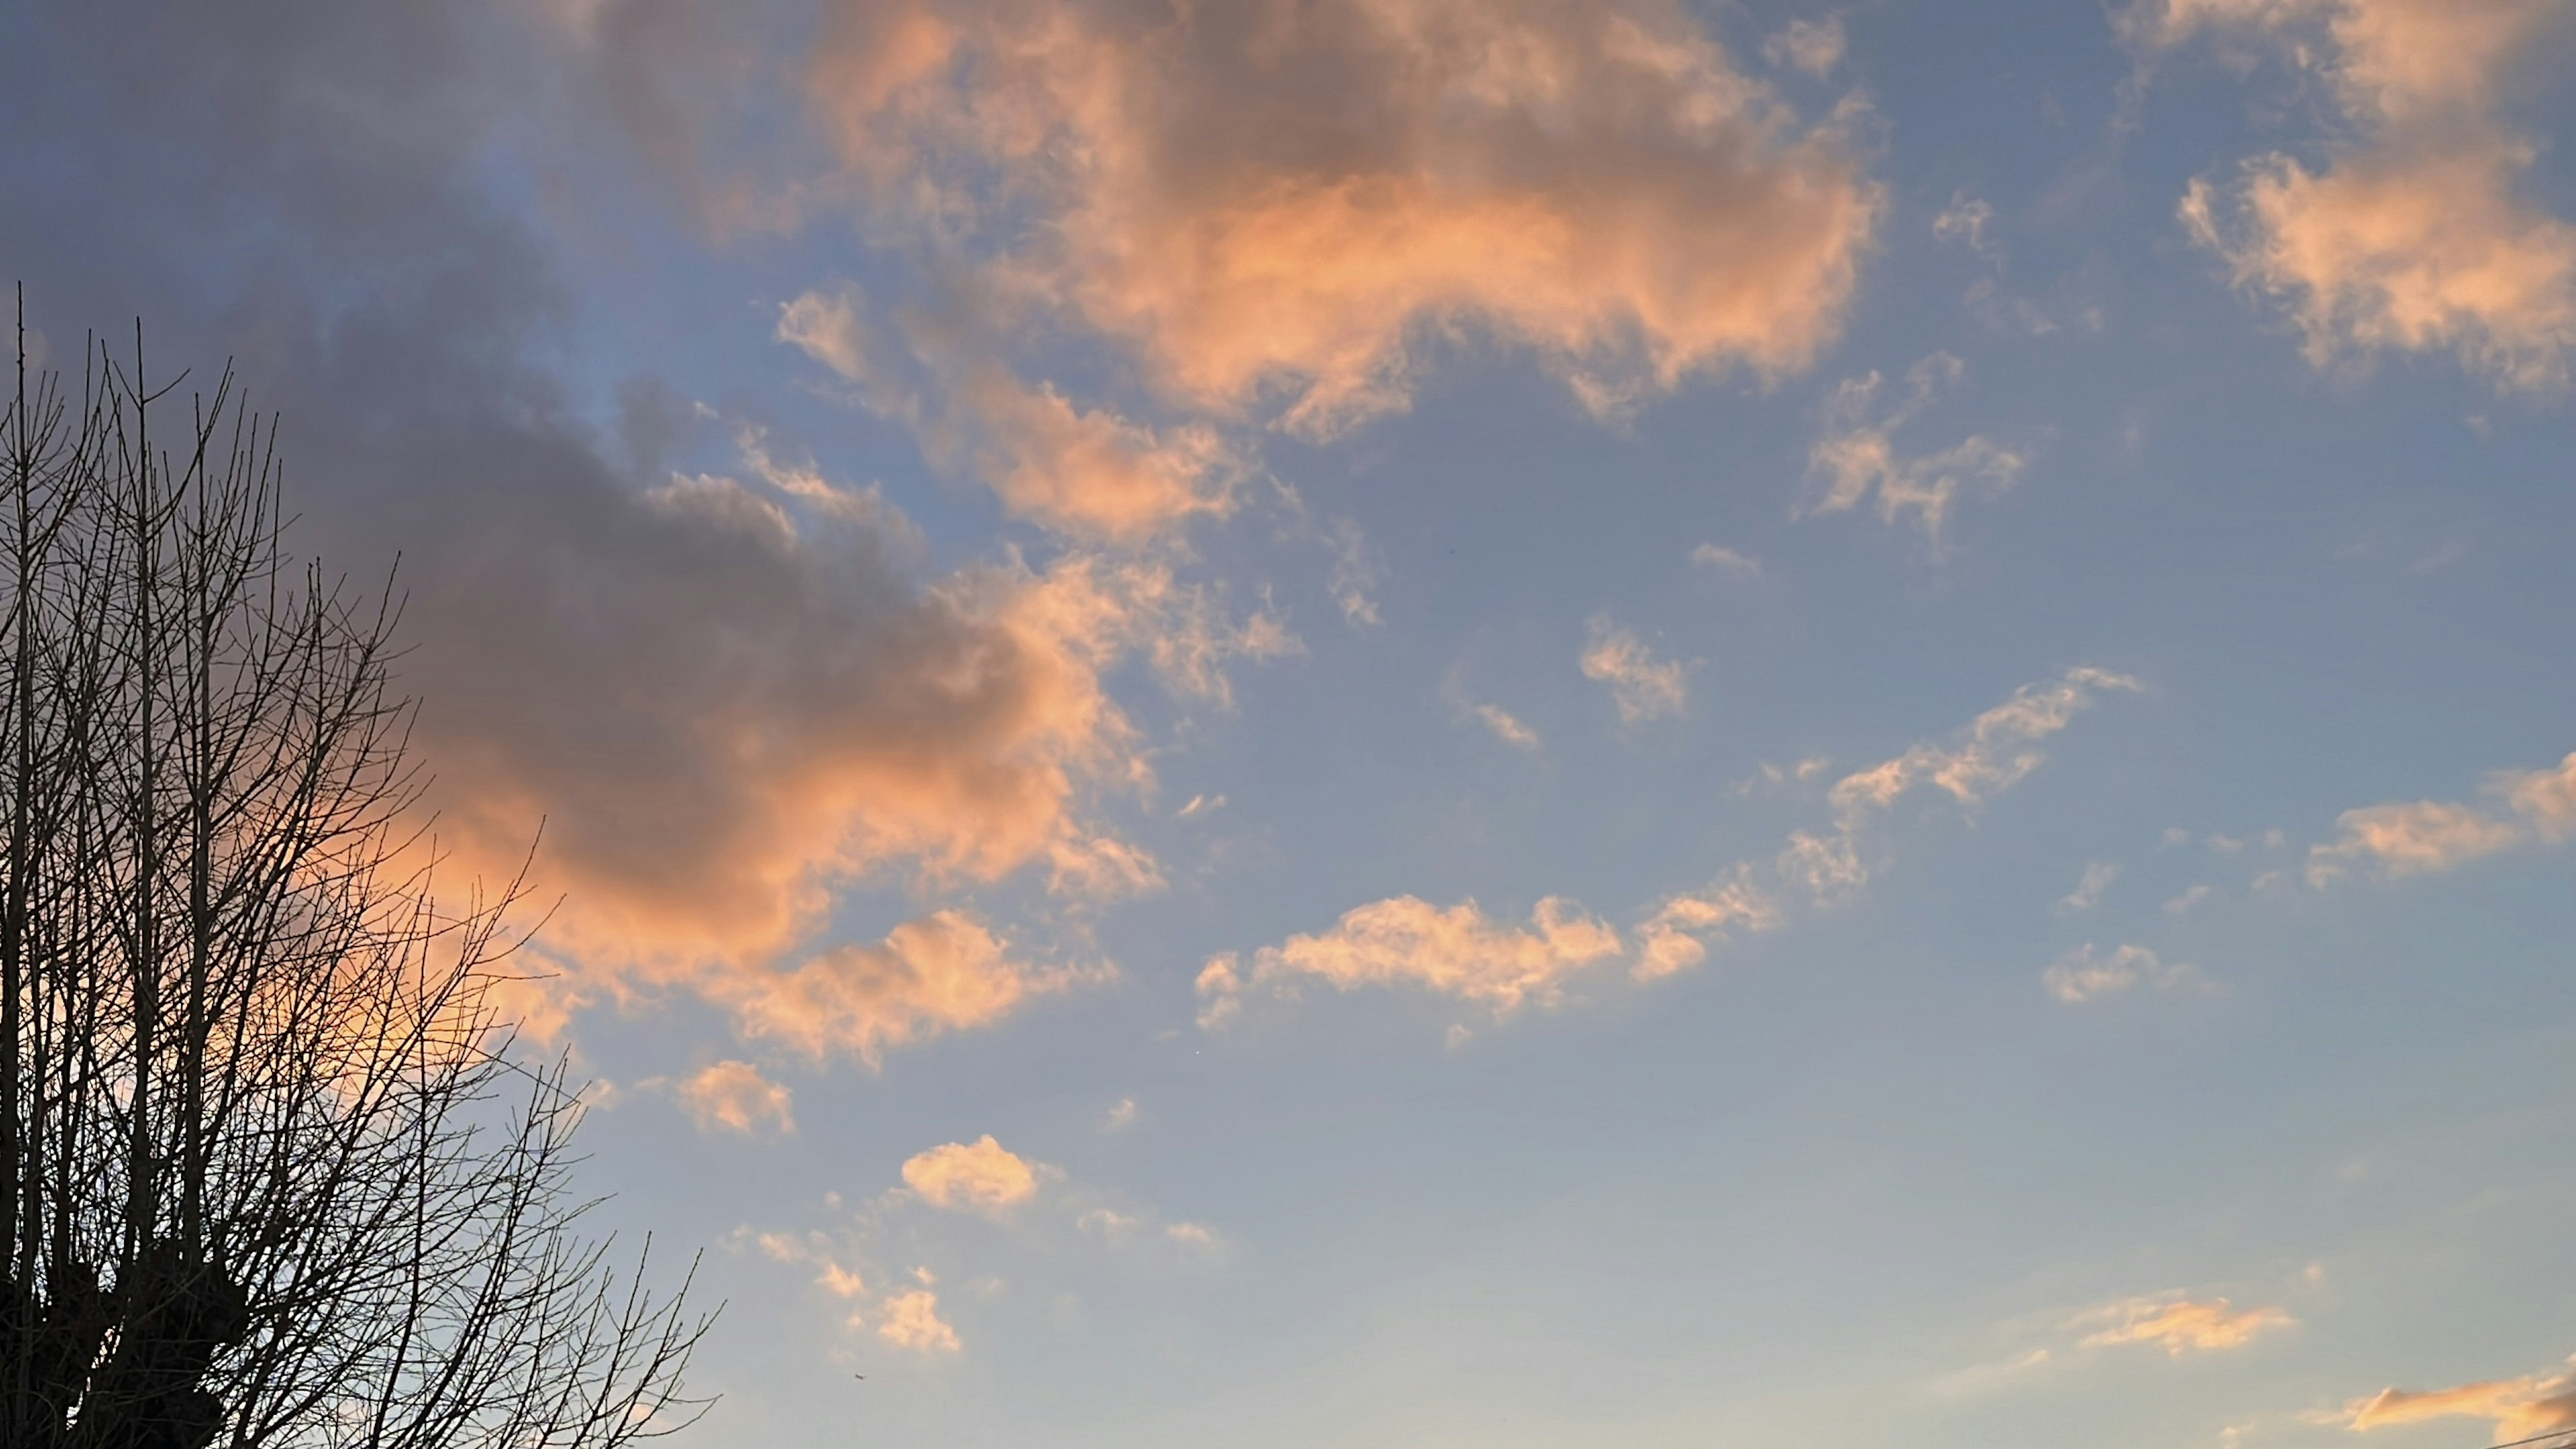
[411,472,1169,977]
[2338,1356,2576,1440]
[807,0,1880,436]
[725,913,1104,1068]
[1804,353,2025,543]
[1580,616,1691,722]
[2182,140,2576,390]
[0,0,1217,1063]
[677,1059,796,1136]
[2306,799,2524,883]
[2500,750,2576,840]
[1197,896,1623,1024]
[901,1134,1047,1214]
[2043,943,2197,1004]
[2078,1295,2294,1354]
[875,1287,963,1354]
[2153,0,2576,388]
[2305,751,2576,883]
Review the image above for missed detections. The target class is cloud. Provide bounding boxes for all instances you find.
[0,2,1234,1065]
[1471,703,1544,751]
[780,285,1240,541]
[677,1059,796,1136]
[1803,353,2025,543]
[1197,896,1623,1024]
[2078,1295,2294,1354]
[1688,542,1764,576]
[1762,16,1847,77]
[2308,798,2525,881]
[1933,193,1999,258]
[2337,1356,2576,1440]
[2153,0,2576,388]
[2503,750,2576,840]
[807,0,1880,437]
[1098,1097,1137,1133]
[1581,615,1692,722]
[2182,141,2576,389]
[723,912,1106,1068]
[1635,867,1782,979]
[2306,751,2576,883]
[2043,943,2198,1003]
[901,1136,1048,1216]
[875,1287,963,1354]
[1209,667,2135,1027]
[2060,861,2122,912]
[1827,668,2143,824]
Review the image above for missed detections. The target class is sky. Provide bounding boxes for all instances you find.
[5,1,2576,1445]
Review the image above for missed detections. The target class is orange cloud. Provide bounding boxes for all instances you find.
[722,912,1104,1069]
[2080,1295,2294,1354]
[1805,353,2025,542]
[1198,895,1623,1025]
[875,1287,962,1354]
[1635,867,1780,979]
[1203,667,2137,1034]
[779,286,1240,541]
[900,1134,1047,1214]
[2307,799,2525,883]
[2154,0,2576,387]
[417,471,1163,973]
[1580,616,1691,723]
[1827,668,2142,823]
[2341,1357,2576,1440]
[807,0,1879,437]
[2305,751,2576,883]
[677,1059,796,1136]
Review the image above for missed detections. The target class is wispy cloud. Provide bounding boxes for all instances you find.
[2043,943,2199,1004]
[1803,353,2027,543]
[1688,542,1765,576]
[2330,1353,2576,1440]
[1208,668,2135,1028]
[2076,1294,2294,1354]
[1580,615,1692,722]
[2059,860,2123,912]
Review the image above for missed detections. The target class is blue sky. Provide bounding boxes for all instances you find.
[7,1,2576,1445]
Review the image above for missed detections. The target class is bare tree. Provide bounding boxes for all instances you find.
[0,298,710,1449]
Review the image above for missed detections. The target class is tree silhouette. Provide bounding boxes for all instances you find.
[0,299,708,1449]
